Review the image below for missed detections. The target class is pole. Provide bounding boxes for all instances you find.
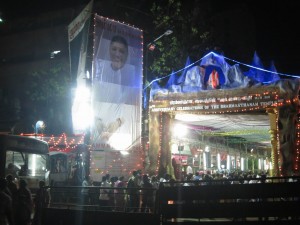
[147,29,173,49]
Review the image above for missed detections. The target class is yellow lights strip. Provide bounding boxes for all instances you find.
[156,112,163,174]
[294,108,300,172]
[150,90,281,114]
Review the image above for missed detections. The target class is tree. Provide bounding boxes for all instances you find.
[19,61,73,134]
[147,0,214,84]
[147,0,255,84]
[145,0,256,176]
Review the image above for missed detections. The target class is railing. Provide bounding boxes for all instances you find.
[158,176,300,224]
[39,176,300,225]
[46,186,158,213]
[41,185,159,225]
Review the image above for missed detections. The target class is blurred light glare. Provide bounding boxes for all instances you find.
[217,153,221,170]
[31,154,36,176]
[120,150,129,156]
[36,121,44,129]
[241,157,244,171]
[205,146,210,152]
[173,124,187,138]
[86,71,90,79]
[50,50,61,58]
[72,87,92,133]
[109,134,131,150]
[35,120,45,133]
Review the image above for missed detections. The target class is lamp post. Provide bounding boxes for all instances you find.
[144,29,173,88]
[146,29,173,51]
[143,29,174,162]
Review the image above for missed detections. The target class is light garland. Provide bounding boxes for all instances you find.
[47,133,85,152]
[88,15,144,178]
[156,112,163,174]
[150,83,300,176]
[89,146,144,179]
[145,51,300,90]
[275,110,282,176]
[150,89,284,115]
[294,106,300,172]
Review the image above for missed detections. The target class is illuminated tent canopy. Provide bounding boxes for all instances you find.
[147,51,300,177]
[149,51,285,100]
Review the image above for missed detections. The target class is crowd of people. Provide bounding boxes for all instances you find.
[73,169,274,213]
[1,168,291,225]
[0,175,47,225]
[78,170,158,213]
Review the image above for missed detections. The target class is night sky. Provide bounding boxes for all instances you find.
[248,1,300,76]
[1,0,299,76]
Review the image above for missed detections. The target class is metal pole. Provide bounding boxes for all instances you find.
[147,30,173,48]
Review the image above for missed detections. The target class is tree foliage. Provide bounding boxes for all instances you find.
[147,0,255,84]
[19,61,72,134]
[24,62,70,103]
[148,0,215,83]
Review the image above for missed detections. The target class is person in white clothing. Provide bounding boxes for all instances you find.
[99,176,111,210]
[92,35,140,150]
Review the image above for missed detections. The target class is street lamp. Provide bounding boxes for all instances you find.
[142,29,174,166]
[147,29,173,51]
[35,121,45,136]
[50,50,61,59]
[145,29,173,88]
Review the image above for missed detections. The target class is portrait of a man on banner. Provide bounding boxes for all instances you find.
[91,16,142,151]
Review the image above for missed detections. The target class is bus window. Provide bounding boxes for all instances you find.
[6,162,19,179]
[1,134,50,192]
[5,151,48,178]
[50,156,67,173]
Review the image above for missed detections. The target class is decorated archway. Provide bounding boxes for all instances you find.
[147,83,300,178]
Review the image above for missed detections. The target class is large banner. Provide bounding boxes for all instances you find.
[91,16,143,151]
[68,0,93,86]
[89,148,143,180]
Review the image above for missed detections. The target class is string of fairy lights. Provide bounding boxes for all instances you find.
[150,90,281,115]
[275,109,281,175]
[47,133,85,152]
[89,15,144,177]
[156,112,163,174]
[144,51,300,90]
[41,88,299,177]
[44,132,144,177]
[295,107,300,172]
[152,87,300,176]
[24,18,299,177]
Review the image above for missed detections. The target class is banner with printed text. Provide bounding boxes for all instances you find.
[91,16,143,151]
[68,0,93,86]
[68,0,93,135]
[150,88,280,113]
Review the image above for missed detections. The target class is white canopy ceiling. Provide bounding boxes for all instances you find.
[174,113,271,149]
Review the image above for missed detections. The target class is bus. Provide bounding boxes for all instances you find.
[48,145,89,186]
[0,134,50,193]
